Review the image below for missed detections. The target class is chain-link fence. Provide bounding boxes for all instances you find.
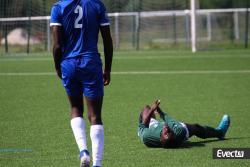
[0,0,249,53]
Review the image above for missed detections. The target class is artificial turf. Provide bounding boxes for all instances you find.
[0,50,250,166]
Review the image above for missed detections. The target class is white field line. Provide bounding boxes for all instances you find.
[0,70,250,76]
[113,70,250,75]
[0,58,52,61]
[1,55,250,61]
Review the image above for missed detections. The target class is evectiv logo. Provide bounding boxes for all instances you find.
[213,148,250,159]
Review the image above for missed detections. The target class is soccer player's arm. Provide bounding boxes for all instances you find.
[157,107,182,132]
[142,100,161,127]
[138,118,152,143]
[157,107,174,125]
[99,3,113,86]
[52,26,63,79]
[138,124,152,144]
[157,107,167,121]
[100,26,113,86]
[50,4,63,79]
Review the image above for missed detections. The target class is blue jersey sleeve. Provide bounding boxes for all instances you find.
[99,2,110,26]
[50,4,62,26]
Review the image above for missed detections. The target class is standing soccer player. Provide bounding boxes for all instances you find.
[50,1,113,167]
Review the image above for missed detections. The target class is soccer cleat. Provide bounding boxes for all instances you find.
[80,150,90,167]
[216,115,230,140]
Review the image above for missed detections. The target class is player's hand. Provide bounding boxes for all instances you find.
[103,70,111,86]
[150,100,160,112]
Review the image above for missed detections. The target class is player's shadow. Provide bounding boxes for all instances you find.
[179,137,250,149]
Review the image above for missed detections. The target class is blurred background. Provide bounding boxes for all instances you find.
[0,0,249,53]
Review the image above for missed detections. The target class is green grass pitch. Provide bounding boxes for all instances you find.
[0,50,250,166]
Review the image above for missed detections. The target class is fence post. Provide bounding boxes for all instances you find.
[132,1,136,49]
[27,0,32,54]
[43,0,47,51]
[136,0,141,50]
[185,0,190,47]
[229,0,234,43]
[3,0,8,53]
[185,10,190,46]
[114,13,120,49]
[172,0,177,45]
[234,12,240,40]
[47,18,51,52]
[190,0,197,53]
[245,0,249,48]
[206,12,212,41]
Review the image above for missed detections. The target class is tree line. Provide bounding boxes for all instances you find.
[48,0,249,12]
[1,0,249,17]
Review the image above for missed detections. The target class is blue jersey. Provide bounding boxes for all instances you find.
[50,0,110,60]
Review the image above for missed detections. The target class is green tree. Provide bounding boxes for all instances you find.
[200,0,248,9]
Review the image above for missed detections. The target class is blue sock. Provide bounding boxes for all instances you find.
[80,149,89,158]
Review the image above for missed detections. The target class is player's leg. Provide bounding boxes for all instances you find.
[68,95,90,166]
[69,96,90,167]
[61,59,90,167]
[86,97,103,124]
[85,97,104,167]
[80,54,104,167]
[186,115,230,140]
[185,123,222,139]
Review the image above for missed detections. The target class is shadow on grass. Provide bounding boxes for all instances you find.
[178,137,250,149]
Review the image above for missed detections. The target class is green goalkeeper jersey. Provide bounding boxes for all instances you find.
[138,111,187,148]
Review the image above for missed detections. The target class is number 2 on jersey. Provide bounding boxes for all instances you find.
[74,5,83,28]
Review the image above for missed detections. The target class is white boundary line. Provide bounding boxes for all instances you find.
[0,70,250,76]
[1,55,250,61]
[0,72,55,76]
[113,70,250,75]
[0,58,52,61]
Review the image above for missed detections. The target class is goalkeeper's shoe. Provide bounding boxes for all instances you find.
[80,150,90,167]
[216,115,230,140]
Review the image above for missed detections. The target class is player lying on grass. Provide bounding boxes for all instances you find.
[138,100,230,148]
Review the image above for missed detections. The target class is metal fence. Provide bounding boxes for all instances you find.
[0,8,249,53]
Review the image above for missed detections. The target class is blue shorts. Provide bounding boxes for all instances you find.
[60,54,104,98]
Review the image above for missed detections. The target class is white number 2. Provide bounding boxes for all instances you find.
[74,5,83,28]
